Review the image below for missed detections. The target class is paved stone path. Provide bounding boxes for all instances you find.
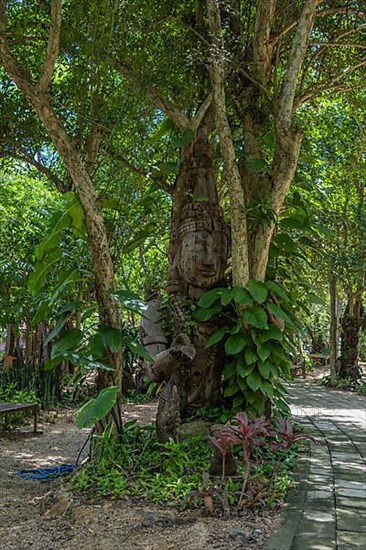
[265,381,366,550]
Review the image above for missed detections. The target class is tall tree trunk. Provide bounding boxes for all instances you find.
[339,291,363,381]
[207,0,249,288]
[329,275,338,385]
[0,9,122,434]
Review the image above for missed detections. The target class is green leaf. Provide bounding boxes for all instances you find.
[225,333,247,355]
[274,234,298,254]
[68,202,86,234]
[237,359,255,378]
[280,217,304,230]
[242,307,268,329]
[77,356,115,371]
[258,360,272,379]
[35,227,63,260]
[28,250,61,294]
[122,230,153,254]
[267,302,293,327]
[261,380,274,399]
[157,161,178,175]
[271,346,286,361]
[44,316,70,346]
[245,389,256,404]
[220,288,233,306]
[244,348,258,365]
[150,118,174,143]
[256,341,273,363]
[51,328,83,359]
[112,290,147,315]
[308,292,326,306]
[44,356,64,371]
[259,325,283,342]
[237,376,247,392]
[246,371,262,392]
[279,359,292,377]
[75,386,119,429]
[247,157,268,173]
[126,340,153,362]
[194,305,221,321]
[172,129,194,148]
[100,198,120,210]
[88,334,104,358]
[231,286,253,306]
[232,395,245,409]
[266,281,291,302]
[252,397,265,414]
[223,361,237,380]
[205,326,228,347]
[198,288,225,308]
[49,269,80,305]
[247,279,268,304]
[32,300,51,325]
[299,236,316,247]
[223,383,240,398]
[99,325,123,352]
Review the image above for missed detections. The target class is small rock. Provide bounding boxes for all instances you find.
[226,527,252,543]
[177,419,210,439]
[252,528,263,538]
[43,497,72,520]
[187,522,210,546]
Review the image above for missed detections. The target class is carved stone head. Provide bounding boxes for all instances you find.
[175,202,228,289]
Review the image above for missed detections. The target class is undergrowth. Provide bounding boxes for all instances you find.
[73,417,304,513]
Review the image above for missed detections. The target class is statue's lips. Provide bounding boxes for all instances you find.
[199,269,216,276]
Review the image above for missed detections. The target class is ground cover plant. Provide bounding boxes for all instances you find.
[73,414,309,516]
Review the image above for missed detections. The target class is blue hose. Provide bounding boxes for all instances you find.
[15,430,92,481]
[16,463,74,481]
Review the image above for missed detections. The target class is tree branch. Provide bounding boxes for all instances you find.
[311,42,366,49]
[36,0,62,93]
[152,92,191,131]
[112,59,191,131]
[0,0,35,93]
[278,0,319,130]
[192,93,212,132]
[316,7,365,19]
[105,147,173,195]
[271,21,298,47]
[295,58,366,107]
[206,0,249,286]
[0,145,68,193]
[253,0,275,84]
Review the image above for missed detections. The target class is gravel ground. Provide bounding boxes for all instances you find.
[0,405,282,550]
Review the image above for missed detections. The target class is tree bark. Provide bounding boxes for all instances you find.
[329,274,338,385]
[339,291,363,381]
[0,2,123,434]
[207,0,249,287]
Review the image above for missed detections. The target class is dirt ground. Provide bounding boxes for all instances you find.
[0,404,282,550]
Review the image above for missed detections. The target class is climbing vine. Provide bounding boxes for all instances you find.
[194,281,299,417]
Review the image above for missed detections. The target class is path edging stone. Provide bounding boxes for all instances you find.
[263,443,310,550]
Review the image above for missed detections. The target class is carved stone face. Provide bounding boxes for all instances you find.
[177,226,227,289]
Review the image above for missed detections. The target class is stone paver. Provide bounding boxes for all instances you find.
[264,381,366,550]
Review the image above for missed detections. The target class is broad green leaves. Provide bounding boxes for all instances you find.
[225,334,247,355]
[247,280,268,304]
[198,279,294,416]
[242,307,268,330]
[75,386,119,428]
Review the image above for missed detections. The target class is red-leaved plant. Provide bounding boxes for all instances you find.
[209,413,315,510]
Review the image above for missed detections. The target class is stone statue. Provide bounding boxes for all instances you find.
[145,129,229,441]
